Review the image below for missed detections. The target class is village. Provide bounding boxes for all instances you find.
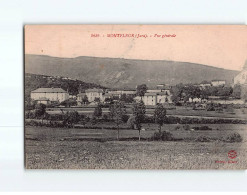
[29,74,247,109]
[25,67,247,169]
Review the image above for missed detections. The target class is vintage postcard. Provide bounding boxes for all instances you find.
[24,25,247,169]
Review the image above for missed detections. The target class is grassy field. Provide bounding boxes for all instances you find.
[46,106,247,119]
[25,124,247,169]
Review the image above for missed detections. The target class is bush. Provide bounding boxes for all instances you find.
[206,103,215,111]
[143,115,155,123]
[102,114,109,121]
[91,116,97,125]
[165,116,247,124]
[49,114,64,121]
[152,131,173,141]
[195,135,211,142]
[174,125,181,130]
[121,114,129,123]
[25,111,36,119]
[183,124,190,131]
[192,126,212,131]
[223,133,243,143]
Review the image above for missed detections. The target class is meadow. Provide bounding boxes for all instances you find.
[25,123,247,169]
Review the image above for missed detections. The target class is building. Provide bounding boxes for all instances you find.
[142,92,172,106]
[211,80,226,87]
[102,93,112,103]
[157,92,172,103]
[156,84,171,89]
[77,93,86,105]
[234,69,247,85]
[146,89,162,93]
[31,88,69,103]
[106,89,136,97]
[199,83,212,89]
[188,97,208,103]
[234,65,247,102]
[147,84,171,95]
[85,88,104,102]
[35,97,50,105]
[143,93,157,106]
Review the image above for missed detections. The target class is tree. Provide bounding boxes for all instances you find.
[104,97,114,104]
[94,97,101,103]
[232,84,241,99]
[185,85,201,102]
[63,111,80,128]
[136,84,148,99]
[34,103,46,118]
[120,94,134,103]
[171,84,184,104]
[109,101,126,140]
[217,86,233,97]
[60,98,77,107]
[154,104,167,135]
[132,100,146,141]
[82,95,89,104]
[93,103,102,119]
[241,85,247,102]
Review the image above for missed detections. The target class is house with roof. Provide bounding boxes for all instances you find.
[211,80,226,87]
[142,92,172,106]
[31,87,69,104]
[85,88,104,102]
[147,84,171,95]
[143,93,157,106]
[106,88,136,97]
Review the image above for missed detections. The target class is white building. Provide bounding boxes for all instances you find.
[85,88,104,102]
[211,80,226,87]
[106,89,136,97]
[234,69,247,85]
[143,93,157,106]
[199,83,212,89]
[188,97,208,103]
[142,92,172,106]
[146,89,162,93]
[31,88,69,103]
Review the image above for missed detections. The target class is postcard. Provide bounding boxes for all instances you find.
[25,25,247,169]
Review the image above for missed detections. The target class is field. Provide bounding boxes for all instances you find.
[46,106,247,120]
[25,124,247,169]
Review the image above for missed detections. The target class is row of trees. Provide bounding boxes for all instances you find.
[27,99,171,141]
[171,83,242,103]
[92,99,167,141]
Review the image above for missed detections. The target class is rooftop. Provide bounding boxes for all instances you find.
[85,88,104,93]
[211,80,226,82]
[77,93,86,97]
[31,88,67,93]
[144,92,157,96]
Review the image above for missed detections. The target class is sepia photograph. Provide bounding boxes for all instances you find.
[24,25,247,169]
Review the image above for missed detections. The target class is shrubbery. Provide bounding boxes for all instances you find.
[192,126,212,131]
[152,131,174,141]
[195,135,211,142]
[121,114,129,123]
[143,115,155,123]
[183,124,190,131]
[166,116,247,124]
[223,133,243,143]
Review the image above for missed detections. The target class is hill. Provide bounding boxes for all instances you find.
[25,73,106,100]
[25,54,239,88]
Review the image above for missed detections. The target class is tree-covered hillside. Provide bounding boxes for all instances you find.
[25,73,106,100]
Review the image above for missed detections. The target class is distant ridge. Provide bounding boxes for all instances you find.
[25,54,239,88]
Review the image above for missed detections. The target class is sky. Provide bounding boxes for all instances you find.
[25,25,247,71]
